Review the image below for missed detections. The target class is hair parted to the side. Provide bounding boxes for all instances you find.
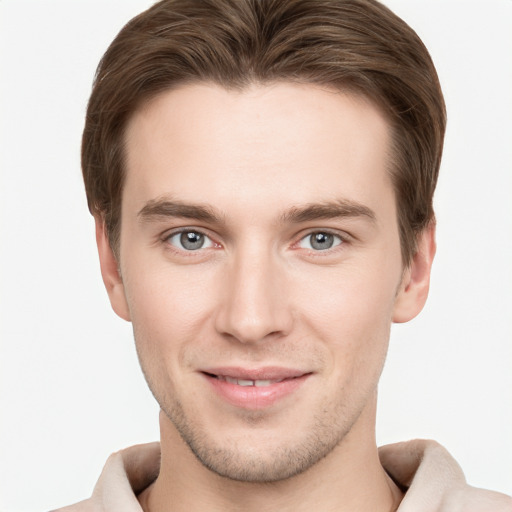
[82,0,446,265]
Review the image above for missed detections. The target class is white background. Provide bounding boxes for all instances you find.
[1,1,511,510]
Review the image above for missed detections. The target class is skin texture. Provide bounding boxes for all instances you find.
[96,82,435,512]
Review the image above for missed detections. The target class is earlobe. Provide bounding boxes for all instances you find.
[392,222,436,324]
[95,217,131,322]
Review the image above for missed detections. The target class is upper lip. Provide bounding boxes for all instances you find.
[200,366,310,381]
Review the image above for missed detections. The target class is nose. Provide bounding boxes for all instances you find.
[214,245,293,344]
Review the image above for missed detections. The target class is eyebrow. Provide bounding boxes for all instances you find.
[137,197,376,226]
[280,200,376,224]
[138,198,225,225]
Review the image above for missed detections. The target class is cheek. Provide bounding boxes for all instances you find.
[294,258,399,367]
[126,261,216,327]
[297,258,399,324]
[126,266,219,410]
[123,262,221,381]
[302,278,394,413]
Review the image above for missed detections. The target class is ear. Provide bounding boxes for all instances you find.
[392,222,436,323]
[95,217,131,322]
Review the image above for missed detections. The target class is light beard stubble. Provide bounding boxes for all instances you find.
[161,393,362,483]
[133,324,387,484]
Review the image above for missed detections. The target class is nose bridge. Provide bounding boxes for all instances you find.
[215,239,292,343]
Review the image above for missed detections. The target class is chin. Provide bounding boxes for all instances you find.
[164,397,355,483]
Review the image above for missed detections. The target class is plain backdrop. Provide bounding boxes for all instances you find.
[1,1,511,510]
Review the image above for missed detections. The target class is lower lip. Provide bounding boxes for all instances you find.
[202,373,310,409]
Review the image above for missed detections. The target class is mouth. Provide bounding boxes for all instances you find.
[200,367,312,409]
[211,375,288,387]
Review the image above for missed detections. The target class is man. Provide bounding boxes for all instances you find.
[52,0,511,510]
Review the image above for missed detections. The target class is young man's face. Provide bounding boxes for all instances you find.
[98,83,433,482]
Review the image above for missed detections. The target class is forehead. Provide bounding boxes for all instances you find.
[122,82,393,217]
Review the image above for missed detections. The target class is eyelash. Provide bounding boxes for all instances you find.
[295,230,346,252]
[162,228,220,255]
[161,228,350,255]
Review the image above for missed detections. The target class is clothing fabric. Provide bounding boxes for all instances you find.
[53,439,512,511]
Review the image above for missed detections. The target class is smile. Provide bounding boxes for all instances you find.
[214,375,289,387]
[201,368,312,409]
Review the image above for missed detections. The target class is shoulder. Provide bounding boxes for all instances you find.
[50,443,160,512]
[380,439,512,512]
[443,486,512,512]
[50,499,100,512]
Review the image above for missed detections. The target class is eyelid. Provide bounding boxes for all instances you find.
[158,225,352,254]
[161,226,221,251]
[293,228,352,252]
[298,232,342,249]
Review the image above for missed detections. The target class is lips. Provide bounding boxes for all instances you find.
[200,367,311,409]
[202,366,308,380]
[220,376,283,387]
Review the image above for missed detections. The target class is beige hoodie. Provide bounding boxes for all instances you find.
[53,440,511,512]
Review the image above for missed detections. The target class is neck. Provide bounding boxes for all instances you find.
[139,397,402,512]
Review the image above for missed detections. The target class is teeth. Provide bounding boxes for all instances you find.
[225,376,242,385]
[222,376,283,387]
[254,380,272,387]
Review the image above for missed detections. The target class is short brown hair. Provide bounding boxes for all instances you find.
[82,0,446,264]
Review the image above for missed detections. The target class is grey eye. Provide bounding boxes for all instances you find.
[299,232,342,251]
[168,231,213,251]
